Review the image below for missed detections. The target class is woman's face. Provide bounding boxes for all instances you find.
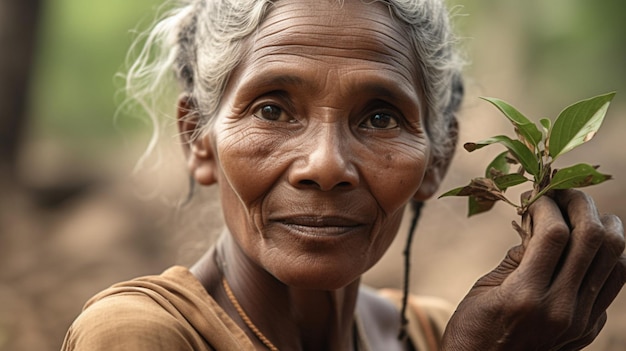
[187,0,442,289]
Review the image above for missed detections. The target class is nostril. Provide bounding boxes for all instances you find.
[297,179,354,190]
[299,179,317,187]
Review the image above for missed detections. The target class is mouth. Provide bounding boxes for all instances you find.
[272,216,367,237]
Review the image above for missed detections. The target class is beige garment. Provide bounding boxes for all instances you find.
[61,266,452,350]
[378,289,454,351]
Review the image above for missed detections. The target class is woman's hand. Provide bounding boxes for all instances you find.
[441,189,626,351]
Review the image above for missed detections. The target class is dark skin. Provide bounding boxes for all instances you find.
[179,0,626,350]
[184,1,429,349]
[442,190,626,350]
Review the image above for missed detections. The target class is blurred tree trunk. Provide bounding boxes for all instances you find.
[0,0,41,180]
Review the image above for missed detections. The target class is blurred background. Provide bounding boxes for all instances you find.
[1,0,625,350]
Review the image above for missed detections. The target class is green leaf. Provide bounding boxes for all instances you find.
[464,135,540,178]
[438,186,466,198]
[468,196,496,217]
[485,151,511,178]
[547,163,612,190]
[540,118,551,133]
[441,93,616,218]
[493,173,529,191]
[439,178,504,200]
[481,97,543,148]
[439,178,505,216]
[549,92,615,159]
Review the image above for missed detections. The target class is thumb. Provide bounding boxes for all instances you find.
[471,244,525,292]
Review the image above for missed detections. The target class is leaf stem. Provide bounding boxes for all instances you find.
[519,183,553,215]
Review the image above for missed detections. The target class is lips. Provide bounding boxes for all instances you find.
[262,187,378,238]
[279,216,361,227]
[270,215,368,237]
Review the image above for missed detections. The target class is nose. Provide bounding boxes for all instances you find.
[288,125,359,191]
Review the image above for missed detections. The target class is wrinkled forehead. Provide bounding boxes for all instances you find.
[236,0,422,91]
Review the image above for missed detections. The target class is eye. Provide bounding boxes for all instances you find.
[360,112,399,130]
[253,104,293,122]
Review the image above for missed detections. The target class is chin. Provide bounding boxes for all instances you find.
[264,255,369,291]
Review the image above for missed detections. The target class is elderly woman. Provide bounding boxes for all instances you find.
[61,0,625,350]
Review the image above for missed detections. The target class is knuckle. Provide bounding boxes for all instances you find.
[541,222,570,247]
[603,215,626,253]
[506,289,544,315]
[547,298,576,331]
[546,309,573,332]
[576,221,605,248]
[607,233,626,257]
[567,189,592,204]
[611,214,624,233]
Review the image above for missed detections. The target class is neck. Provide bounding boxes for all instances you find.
[192,232,360,351]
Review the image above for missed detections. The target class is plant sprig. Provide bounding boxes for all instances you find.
[440,92,615,217]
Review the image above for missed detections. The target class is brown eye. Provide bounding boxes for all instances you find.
[254,104,287,121]
[361,112,398,129]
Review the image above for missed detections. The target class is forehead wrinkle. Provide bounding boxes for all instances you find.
[239,53,418,103]
[256,12,414,56]
[248,27,417,84]
[250,45,413,76]
[250,5,419,83]
[242,51,417,102]
[233,51,420,109]
[225,0,425,115]
[254,28,415,69]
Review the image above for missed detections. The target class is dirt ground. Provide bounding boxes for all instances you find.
[1,93,625,351]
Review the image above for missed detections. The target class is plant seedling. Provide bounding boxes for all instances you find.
[440,92,615,238]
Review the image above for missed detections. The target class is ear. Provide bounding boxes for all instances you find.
[177,94,217,186]
[413,120,459,201]
[413,155,447,201]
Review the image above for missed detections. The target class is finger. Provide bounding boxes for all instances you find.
[577,214,625,321]
[557,312,607,351]
[550,190,605,302]
[554,189,602,232]
[515,194,569,288]
[588,255,626,325]
[472,244,525,292]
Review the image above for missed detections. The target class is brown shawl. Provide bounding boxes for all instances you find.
[61,266,452,350]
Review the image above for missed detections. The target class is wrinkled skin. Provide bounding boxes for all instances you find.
[179,0,626,349]
[442,190,626,350]
[184,1,437,349]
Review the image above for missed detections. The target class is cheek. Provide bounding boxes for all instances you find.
[357,140,429,260]
[214,124,291,206]
[213,124,293,256]
[370,208,406,259]
[362,140,429,216]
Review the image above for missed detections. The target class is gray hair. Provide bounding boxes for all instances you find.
[125,0,465,166]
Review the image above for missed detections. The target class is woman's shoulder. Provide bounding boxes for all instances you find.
[61,287,203,350]
[61,266,247,351]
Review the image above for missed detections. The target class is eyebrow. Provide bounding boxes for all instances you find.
[238,69,422,113]
[359,82,403,101]
[247,72,415,97]
[352,75,422,109]
[245,73,307,91]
